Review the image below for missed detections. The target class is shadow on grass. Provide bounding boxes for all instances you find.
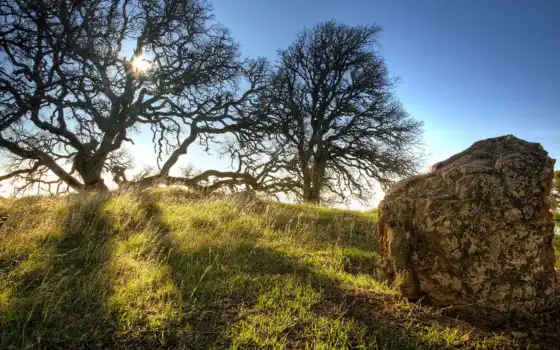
[127,193,449,349]
[0,192,507,349]
[0,195,117,348]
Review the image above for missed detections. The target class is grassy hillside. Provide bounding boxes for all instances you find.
[0,190,534,349]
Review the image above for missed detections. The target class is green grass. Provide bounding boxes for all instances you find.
[0,189,521,348]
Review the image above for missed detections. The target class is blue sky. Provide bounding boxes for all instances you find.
[206,0,560,166]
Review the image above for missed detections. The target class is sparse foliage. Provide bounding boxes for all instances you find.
[233,21,423,204]
[0,0,265,194]
[1,1,421,202]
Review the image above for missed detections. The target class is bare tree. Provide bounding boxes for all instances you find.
[239,21,423,204]
[0,0,249,193]
[1,4,422,202]
[126,57,270,191]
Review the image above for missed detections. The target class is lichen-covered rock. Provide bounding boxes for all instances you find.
[378,135,558,323]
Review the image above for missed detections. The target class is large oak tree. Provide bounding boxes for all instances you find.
[238,21,423,204]
[0,0,265,194]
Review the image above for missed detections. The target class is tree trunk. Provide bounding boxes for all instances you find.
[303,191,321,204]
[81,172,107,191]
[302,161,326,204]
[74,153,108,191]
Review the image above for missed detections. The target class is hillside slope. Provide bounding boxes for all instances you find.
[0,190,533,348]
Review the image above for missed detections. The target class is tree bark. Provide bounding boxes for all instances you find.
[73,151,108,191]
[302,160,326,204]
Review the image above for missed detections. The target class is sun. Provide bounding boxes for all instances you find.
[131,55,151,72]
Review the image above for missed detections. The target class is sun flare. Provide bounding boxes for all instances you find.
[131,55,151,72]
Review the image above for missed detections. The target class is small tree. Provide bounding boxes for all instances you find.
[0,0,254,193]
[239,21,423,204]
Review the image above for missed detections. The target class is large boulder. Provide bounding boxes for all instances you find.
[378,135,558,323]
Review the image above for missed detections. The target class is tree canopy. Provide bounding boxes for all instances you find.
[234,21,423,204]
[0,0,423,203]
[0,0,267,193]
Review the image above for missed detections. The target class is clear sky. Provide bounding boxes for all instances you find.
[206,0,560,166]
[127,0,559,208]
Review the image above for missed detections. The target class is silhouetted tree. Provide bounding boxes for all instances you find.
[238,21,423,204]
[0,0,263,194]
[130,57,270,191]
